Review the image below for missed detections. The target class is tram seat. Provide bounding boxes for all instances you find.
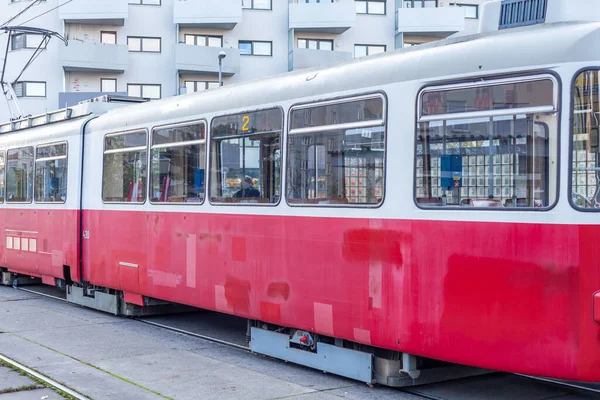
[470,198,503,207]
[212,197,269,204]
[417,197,442,205]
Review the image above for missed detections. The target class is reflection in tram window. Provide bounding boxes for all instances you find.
[35,142,67,203]
[210,108,282,204]
[150,122,206,203]
[287,95,385,206]
[6,147,33,203]
[572,70,600,209]
[102,131,147,203]
[416,78,557,208]
[0,152,4,203]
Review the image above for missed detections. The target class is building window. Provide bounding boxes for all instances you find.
[101,78,117,93]
[572,70,600,210]
[101,31,117,44]
[0,152,4,203]
[184,34,223,47]
[128,84,161,99]
[296,0,334,2]
[6,147,34,203]
[288,95,385,206]
[416,77,558,209]
[239,41,272,56]
[185,81,219,93]
[13,81,46,98]
[10,33,44,50]
[128,0,160,5]
[356,0,385,15]
[150,122,206,203]
[242,0,271,10]
[210,108,282,204]
[297,39,333,51]
[35,142,67,203]
[102,131,147,203]
[127,36,161,52]
[354,44,385,58]
[453,3,478,19]
[404,0,438,7]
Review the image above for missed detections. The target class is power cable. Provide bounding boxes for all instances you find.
[0,0,42,28]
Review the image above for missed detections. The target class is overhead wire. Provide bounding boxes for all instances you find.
[0,0,42,28]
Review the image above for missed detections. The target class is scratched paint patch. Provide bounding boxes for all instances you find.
[214,285,229,313]
[186,234,197,288]
[314,302,334,336]
[353,328,372,345]
[369,260,382,309]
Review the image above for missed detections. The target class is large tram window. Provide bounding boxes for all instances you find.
[0,152,5,203]
[572,70,600,210]
[35,143,67,203]
[416,77,558,209]
[6,147,33,203]
[287,95,385,206]
[210,108,282,204]
[102,131,147,203]
[150,122,206,203]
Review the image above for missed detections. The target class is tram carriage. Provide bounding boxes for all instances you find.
[1,0,600,386]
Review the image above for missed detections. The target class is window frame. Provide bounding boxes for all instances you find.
[242,0,272,10]
[101,78,117,93]
[569,66,600,212]
[127,36,161,53]
[10,33,44,50]
[285,91,388,209]
[13,81,46,98]
[6,146,34,204]
[183,34,223,47]
[34,141,68,204]
[356,0,386,15]
[238,40,273,56]
[354,44,386,58]
[149,119,208,206]
[128,0,161,5]
[127,83,161,99]
[297,38,334,51]
[0,150,5,204]
[101,129,149,205]
[208,106,285,207]
[454,3,478,19]
[184,80,219,93]
[414,72,562,212]
[100,31,117,44]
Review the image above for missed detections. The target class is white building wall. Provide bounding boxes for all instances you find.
[0,0,485,123]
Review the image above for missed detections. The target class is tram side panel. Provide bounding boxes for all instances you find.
[2,121,85,284]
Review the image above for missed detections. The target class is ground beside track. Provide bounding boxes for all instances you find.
[0,285,596,400]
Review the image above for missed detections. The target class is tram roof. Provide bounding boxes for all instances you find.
[90,20,600,133]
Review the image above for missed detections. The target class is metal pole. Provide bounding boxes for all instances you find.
[218,58,223,87]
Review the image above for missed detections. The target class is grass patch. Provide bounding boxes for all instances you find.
[0,384,41,394]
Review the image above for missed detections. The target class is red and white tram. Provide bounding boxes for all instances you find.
[1,0,599,386]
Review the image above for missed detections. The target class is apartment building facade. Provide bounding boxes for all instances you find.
[0,0,484,122]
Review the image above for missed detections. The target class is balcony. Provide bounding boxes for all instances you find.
[396,6,465,37]
[290,48,353,71]
[59,41,128,73]
[289,2,356,34]
[173,0,242,29]
[175,44,240,75]
[59,0,128,26]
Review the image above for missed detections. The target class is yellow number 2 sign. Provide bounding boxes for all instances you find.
[242,115,250,131]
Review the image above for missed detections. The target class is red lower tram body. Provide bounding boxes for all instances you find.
[3,207,597,382]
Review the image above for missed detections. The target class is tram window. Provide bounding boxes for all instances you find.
[35,142,67,203]
[0,152,4,203]
[102,131,147,203]
[6,147,33,203]
[572,70,600,210]
[287,95,385,206]
[150,122,206,203]
[415,77,558,209]
[210,108,282,204]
